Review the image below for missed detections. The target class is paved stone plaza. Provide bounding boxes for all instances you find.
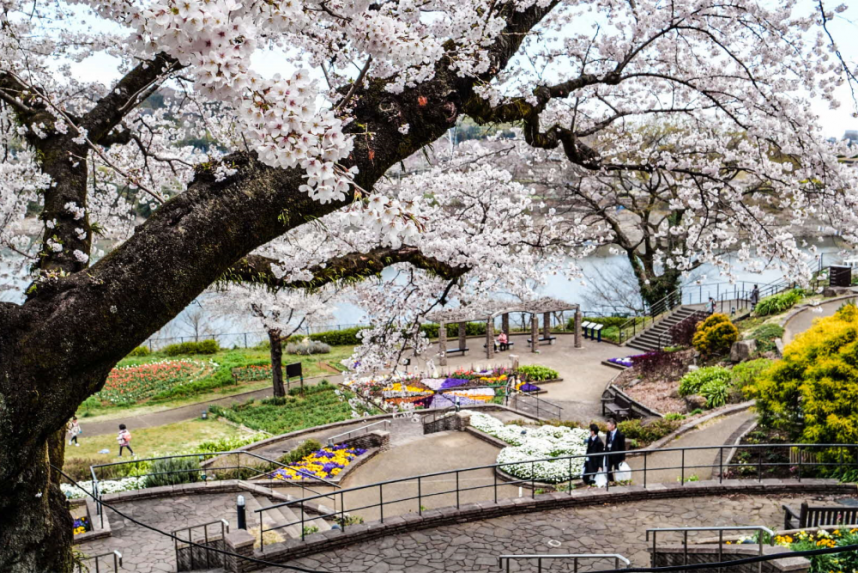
[78,491,850,573]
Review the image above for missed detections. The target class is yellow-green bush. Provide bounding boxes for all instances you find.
[747,304,858,459]
[692,313,738,356]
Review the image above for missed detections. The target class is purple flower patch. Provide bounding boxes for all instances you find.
[519,383,541,392]
[440,378,469,389]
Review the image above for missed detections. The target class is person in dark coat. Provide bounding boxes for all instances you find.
[582,423,604,485]
[604,419,626,482]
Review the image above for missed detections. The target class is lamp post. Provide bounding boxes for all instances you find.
[237,495,246,530]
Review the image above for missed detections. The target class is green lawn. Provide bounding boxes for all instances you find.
[210,381,381,435]
[62,418,256,479]
[75,346,355,419]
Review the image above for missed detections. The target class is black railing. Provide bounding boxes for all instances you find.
[647,526,774,573]
[173,519,229,571]
[88,450,334,529]
[252,442,858,549]
[498,553,631,573]
[77,550,122,572]
[617,278,796,345]
[512,391,563,419]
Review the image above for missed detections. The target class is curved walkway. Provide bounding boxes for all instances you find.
[264,492,847,573]
[783,294,858,344]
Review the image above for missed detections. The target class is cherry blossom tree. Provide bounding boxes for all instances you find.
[1,0,858,569]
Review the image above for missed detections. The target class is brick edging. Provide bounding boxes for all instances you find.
[251,479,854,569]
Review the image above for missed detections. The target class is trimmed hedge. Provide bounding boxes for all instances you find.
[128,346,150,357]
[162,339,220,356]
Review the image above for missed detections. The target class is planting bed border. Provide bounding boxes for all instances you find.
[235,479,853,571]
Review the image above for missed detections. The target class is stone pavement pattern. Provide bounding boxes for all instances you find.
[77,492,850,572]
[262,493,847,573]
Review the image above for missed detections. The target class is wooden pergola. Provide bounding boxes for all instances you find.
[426,297,582,365]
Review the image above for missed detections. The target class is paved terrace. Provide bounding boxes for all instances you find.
[79,490,853,573]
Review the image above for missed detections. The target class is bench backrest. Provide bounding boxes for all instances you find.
[804,504,858,527]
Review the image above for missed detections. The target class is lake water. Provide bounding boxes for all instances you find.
[1,238,851,344]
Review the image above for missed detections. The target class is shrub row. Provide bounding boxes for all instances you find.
[754,288,804,316]
[161,339,220,356]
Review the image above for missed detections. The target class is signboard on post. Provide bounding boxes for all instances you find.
[286,362,303,393]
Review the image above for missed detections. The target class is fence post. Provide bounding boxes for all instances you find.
[681,449,685,484]
[418,476,422,515]
[379,484,384,523]
[643,452,648,488]
[456,471,460,508]
[798,445,803,482]
[719,447,723,483]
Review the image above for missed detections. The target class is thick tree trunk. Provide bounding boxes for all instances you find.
[0,4,557,568]
[269,329,286,398]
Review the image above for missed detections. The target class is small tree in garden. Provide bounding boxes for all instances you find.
[692,314,738,357]
[748,304,858,458]
[219,286,336,397]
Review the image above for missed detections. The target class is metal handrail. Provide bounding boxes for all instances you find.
[647,526,774,573]
[498,553,631,573]
[77,550,122,572]
[513,391,563,419]
[326,420,392,446]
[172,519,229,571]
[251,442,858,549]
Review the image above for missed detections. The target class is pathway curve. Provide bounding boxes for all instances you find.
[783,293,858,344]
[626,409,755,484]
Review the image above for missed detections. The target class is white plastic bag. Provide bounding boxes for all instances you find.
[594,471,608,488]
[614,462,632,482]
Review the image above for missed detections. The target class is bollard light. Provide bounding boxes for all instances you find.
[201,409,208,420]
[237,495,247,530]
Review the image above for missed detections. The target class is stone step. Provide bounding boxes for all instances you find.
[256,496,301,540]
[277,504,332,536]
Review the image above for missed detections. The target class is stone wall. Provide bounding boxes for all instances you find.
[652,544,809,573]
[338,430,390,452]
[423,411,471,435]
[224,530,256,573]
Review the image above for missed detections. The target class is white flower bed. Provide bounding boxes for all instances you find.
[468,411,588,483]
[61,476,146,500]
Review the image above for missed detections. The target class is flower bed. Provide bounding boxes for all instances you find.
[771,528,858,573]
[73,516,91,536]
[468,411,588,483]
[232,364,273,382]
[61,476,147,500]
[269,444,367,481]
[97,359,218,406]
[607,353,654,368]
[344,366,548,411]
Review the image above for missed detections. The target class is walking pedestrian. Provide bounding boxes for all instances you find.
[707,297,716,314]
[750,285,760,307]
[604,419,626,482]
[67,416,81,447]
[582,423,604,485]
[117,424,135,457]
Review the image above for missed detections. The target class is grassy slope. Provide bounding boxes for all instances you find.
[63,418,249,463]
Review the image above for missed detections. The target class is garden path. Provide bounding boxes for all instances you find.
[78,491,851,572]
[625,409,756,485]
[783,295,858,344]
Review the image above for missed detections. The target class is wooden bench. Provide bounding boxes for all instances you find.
[601,392,633,420]
[445,347,468,357]
[526,336,557,345]
[783,502,858,529]
[483,342,515,352]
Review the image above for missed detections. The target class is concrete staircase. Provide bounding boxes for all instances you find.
[624,306,701,352]
[237,482,337,542]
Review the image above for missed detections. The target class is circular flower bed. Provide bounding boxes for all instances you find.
[269,444,367,481]
[469,411,588,483]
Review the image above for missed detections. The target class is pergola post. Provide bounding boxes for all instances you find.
[486,318,494,359]
[458,322,466,351]
[439,321,447,366]
[502,313,510,336]
[543,312,551,340]
[531,315,538,353]
[574,308,583,348]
